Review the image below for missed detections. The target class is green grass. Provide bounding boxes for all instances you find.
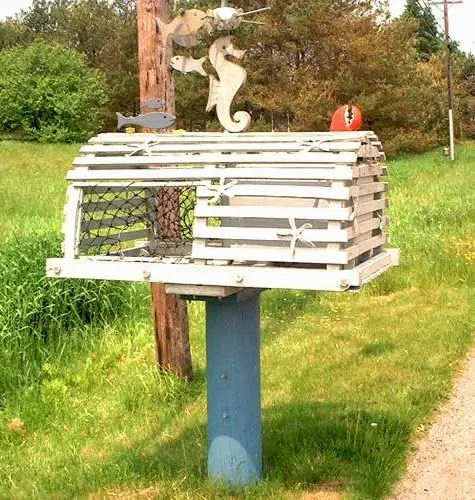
[0,143,148,396]
[0,141,474,499]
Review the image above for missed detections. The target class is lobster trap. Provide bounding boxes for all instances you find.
[47,131,399,294]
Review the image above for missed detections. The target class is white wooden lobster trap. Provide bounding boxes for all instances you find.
[46,131,399,293]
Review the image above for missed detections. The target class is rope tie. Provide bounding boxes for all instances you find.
[349,198,359,222]
[126,140,160,157]
[277,217,316,257]
[207,177,238,203]
[298,135,368,153]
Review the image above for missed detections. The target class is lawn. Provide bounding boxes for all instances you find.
[0,141,474,499]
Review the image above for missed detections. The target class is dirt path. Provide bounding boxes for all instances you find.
[391,349,475,500]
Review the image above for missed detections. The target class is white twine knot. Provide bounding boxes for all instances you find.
[277,217,316,257]
[207,177,238,203]
[126,140,160,157]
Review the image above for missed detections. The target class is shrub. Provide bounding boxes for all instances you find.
[0,232,144,396]
[0,38,108,142]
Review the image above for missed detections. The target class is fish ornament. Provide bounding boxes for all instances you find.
[116,112,176,131]
[206,36,251,133]
[156,9,208,48]
[170,56,208,77]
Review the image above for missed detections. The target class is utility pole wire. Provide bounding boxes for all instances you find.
[431,0,462,161]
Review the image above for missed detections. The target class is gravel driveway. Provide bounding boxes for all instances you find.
[391,348,475,500]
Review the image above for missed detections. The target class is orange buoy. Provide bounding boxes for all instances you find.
[330,104,363,131]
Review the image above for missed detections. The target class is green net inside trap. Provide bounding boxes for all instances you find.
[78,185,196,258]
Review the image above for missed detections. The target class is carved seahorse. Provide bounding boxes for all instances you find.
[206,36,251,133]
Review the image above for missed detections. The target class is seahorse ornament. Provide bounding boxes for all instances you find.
[206,36,251,133]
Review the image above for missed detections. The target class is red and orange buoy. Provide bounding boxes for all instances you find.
[330,104,363,131]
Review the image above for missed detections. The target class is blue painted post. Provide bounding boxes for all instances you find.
[206,291,262,486]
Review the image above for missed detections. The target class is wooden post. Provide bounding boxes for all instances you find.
[206,291,263,486]
[432,0,463,161]
[137,0,192,380]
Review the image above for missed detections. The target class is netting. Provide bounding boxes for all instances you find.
[79,184,196,257]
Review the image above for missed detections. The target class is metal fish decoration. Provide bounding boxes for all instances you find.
[116,112,176,131]
[140,98,165,110]
[156,9,208,47]
[171,56,208,77]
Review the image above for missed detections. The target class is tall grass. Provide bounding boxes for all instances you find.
[0,142,474,499]
[0,141,148,398]
[0,232,146,396]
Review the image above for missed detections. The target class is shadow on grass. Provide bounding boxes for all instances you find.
[92,402,411,499]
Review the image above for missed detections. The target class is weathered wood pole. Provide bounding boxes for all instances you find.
[137,0,192,379]
[206,291,263,486]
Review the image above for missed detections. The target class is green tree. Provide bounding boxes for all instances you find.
[402,0,443,60]
[0,18,32,51]
[19,0,139,126]
[0,39,108,142]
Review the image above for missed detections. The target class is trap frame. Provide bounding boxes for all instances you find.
[47,131,399,294]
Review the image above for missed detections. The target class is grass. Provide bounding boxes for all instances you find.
[0,143,148,395]
[0,141,474,499]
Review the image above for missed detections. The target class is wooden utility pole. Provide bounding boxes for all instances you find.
[432,0,462,161]
[137,0,193,379]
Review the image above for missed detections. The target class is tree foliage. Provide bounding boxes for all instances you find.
[0,39,107,142]
[402,0,443,60]
[7,0,139,126]
[0,0,473,150]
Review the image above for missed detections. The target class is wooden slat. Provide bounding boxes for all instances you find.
[81,215,154,231]
[79,229,150,248]
[62,186,83,259]
[354,165,386,178]
[165,284,243,298]
[355,199,388,216]
[80,141,372,156]
[89,131,379,145]
[326,180,346,271]
[47,249,396,291]
[67,166,356,182]
[83,186,150,194]
[193,225,351,243]
[358,249,400,286]
[347,234,388,260]
[78,181,206,190]
[196,184,354,200]
[73,152,358,167]
[191,245,349,265]
[356,175,378,185]
[193,218,384,244]
[354,217,387,235]
[357,182,388,196]
[107,245,150,257]
[82,197,147,213]
[194,205,352,221]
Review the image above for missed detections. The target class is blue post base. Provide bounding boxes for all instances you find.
[206,292,262,487]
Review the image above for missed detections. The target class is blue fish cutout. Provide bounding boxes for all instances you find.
[117,112,176,130]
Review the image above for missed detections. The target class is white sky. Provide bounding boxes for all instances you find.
[0,0,473,54]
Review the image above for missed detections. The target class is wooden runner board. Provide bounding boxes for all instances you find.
[46,249,399,291]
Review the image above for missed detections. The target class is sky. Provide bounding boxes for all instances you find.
[0,0,473,54]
